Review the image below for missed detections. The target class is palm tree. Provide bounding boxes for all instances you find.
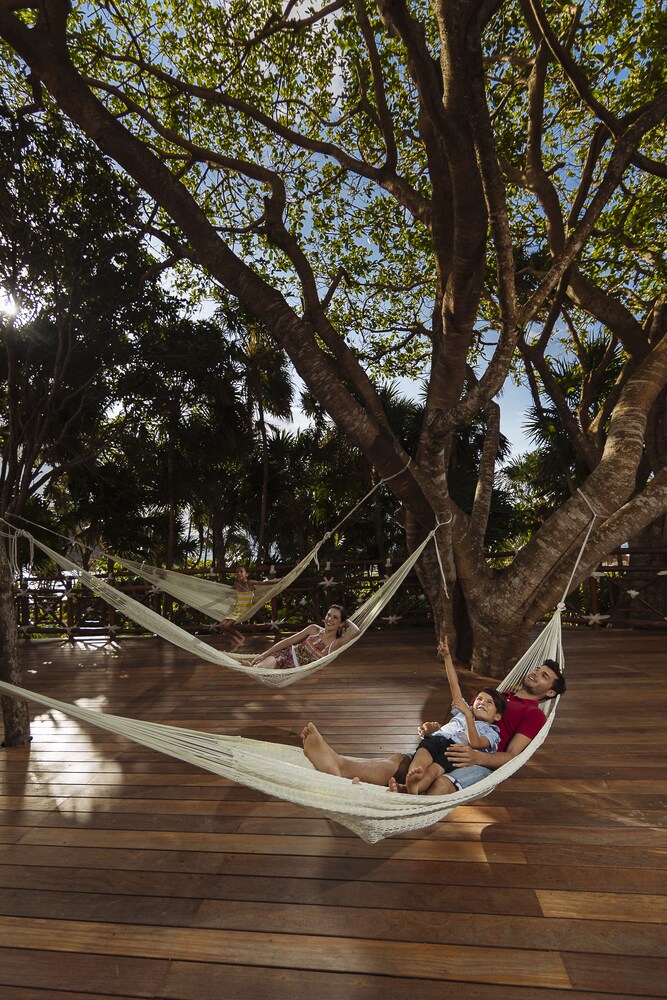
[230,316,294,563]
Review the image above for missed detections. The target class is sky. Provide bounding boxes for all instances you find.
[284,371,533,459]
[392,375,533,458]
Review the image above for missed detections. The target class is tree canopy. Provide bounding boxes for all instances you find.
[0,0,665,671]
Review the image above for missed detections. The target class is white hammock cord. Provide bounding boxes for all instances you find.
[324,458,411,541]
[555,492,603,611]
[432,514,453,600]
[4,526,32,578]
[9,525,436,688]
[3,468,411,626]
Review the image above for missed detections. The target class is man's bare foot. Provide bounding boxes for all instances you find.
[387,776,407,793]
[406,765,424,795]
[300,722,343,776]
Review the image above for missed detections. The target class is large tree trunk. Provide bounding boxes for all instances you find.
[2,1,664,677]
[0,539,30,747]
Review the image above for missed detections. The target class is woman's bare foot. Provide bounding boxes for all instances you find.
[406,765,424,795]
[300,722,343,776]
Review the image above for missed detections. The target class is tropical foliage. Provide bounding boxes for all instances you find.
[0,1,665,676]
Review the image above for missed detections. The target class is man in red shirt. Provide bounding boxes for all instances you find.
[300,659,565,792]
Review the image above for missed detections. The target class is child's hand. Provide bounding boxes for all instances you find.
[451,693,472,716]
[417,720,441,738]
[437,636,450,657]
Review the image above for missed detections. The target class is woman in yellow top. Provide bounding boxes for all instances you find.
[249,604,360,670]
[215,565,265,647]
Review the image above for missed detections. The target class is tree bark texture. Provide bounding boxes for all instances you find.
[0,1,664,674]
[0,540,30,747]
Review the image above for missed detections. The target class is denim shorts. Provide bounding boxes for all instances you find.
[445,764,491,791]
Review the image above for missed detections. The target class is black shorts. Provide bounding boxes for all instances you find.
[415,734,455,772]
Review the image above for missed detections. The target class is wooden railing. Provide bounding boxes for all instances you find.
[14,547,667,641]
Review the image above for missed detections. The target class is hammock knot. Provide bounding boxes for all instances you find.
[556,602,567,612]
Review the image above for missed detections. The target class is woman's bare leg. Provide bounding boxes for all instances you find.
[252,655,279,670]
[301,723,408,783]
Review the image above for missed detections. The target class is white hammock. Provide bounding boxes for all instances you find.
[0,608,563,842]
[18,528,438,688]
[105,552,296,624]
[94,473,406,624]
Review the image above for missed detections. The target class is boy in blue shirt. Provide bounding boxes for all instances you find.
[402,636,505,795]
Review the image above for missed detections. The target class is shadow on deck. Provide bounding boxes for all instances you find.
[0,628,665,998]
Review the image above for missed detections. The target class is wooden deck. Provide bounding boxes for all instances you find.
[0,627,665,999]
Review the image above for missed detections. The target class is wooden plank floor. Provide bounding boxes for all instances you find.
[0,627,665,999]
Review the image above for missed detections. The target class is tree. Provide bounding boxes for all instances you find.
[0,103,163,742]
[230,315,294,563]
[1,1,665,673]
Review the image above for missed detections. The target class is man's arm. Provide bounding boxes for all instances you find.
[445,732,533,770]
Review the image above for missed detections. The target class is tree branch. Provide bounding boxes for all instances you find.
[525,0,667,178]
[519,91,667,326]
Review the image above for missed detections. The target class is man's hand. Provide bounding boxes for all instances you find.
[445,743,485,768]
[417,720,441,738]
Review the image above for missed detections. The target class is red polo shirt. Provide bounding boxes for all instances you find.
[497,692,547,751]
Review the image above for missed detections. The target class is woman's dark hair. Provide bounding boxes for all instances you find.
[481,687,507,718]
[328,604,348,638]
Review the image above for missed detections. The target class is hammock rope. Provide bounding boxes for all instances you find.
[6,462,411,626]
[1,509,596,840]
[0,607,561,843]
[6,523,438,688]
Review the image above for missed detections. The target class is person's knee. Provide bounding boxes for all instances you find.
[426,775,456,795]
[447,765,491,790]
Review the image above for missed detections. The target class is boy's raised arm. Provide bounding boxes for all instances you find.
[438,636,463,700]
[438,637,489,750]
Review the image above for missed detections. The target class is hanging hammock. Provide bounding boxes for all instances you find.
[3,501,596,838]
[0,607,563,843]
[24,470,408,626]
[10,526,439,688]
[105,551,300,624]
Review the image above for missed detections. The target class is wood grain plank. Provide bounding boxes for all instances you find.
[537,889,667,923]
[1,628,665,999]
[0,915,573,988]
[0,946,168,998]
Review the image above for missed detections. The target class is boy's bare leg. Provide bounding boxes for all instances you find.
[301,723,408,783]
[406,754,445,795]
